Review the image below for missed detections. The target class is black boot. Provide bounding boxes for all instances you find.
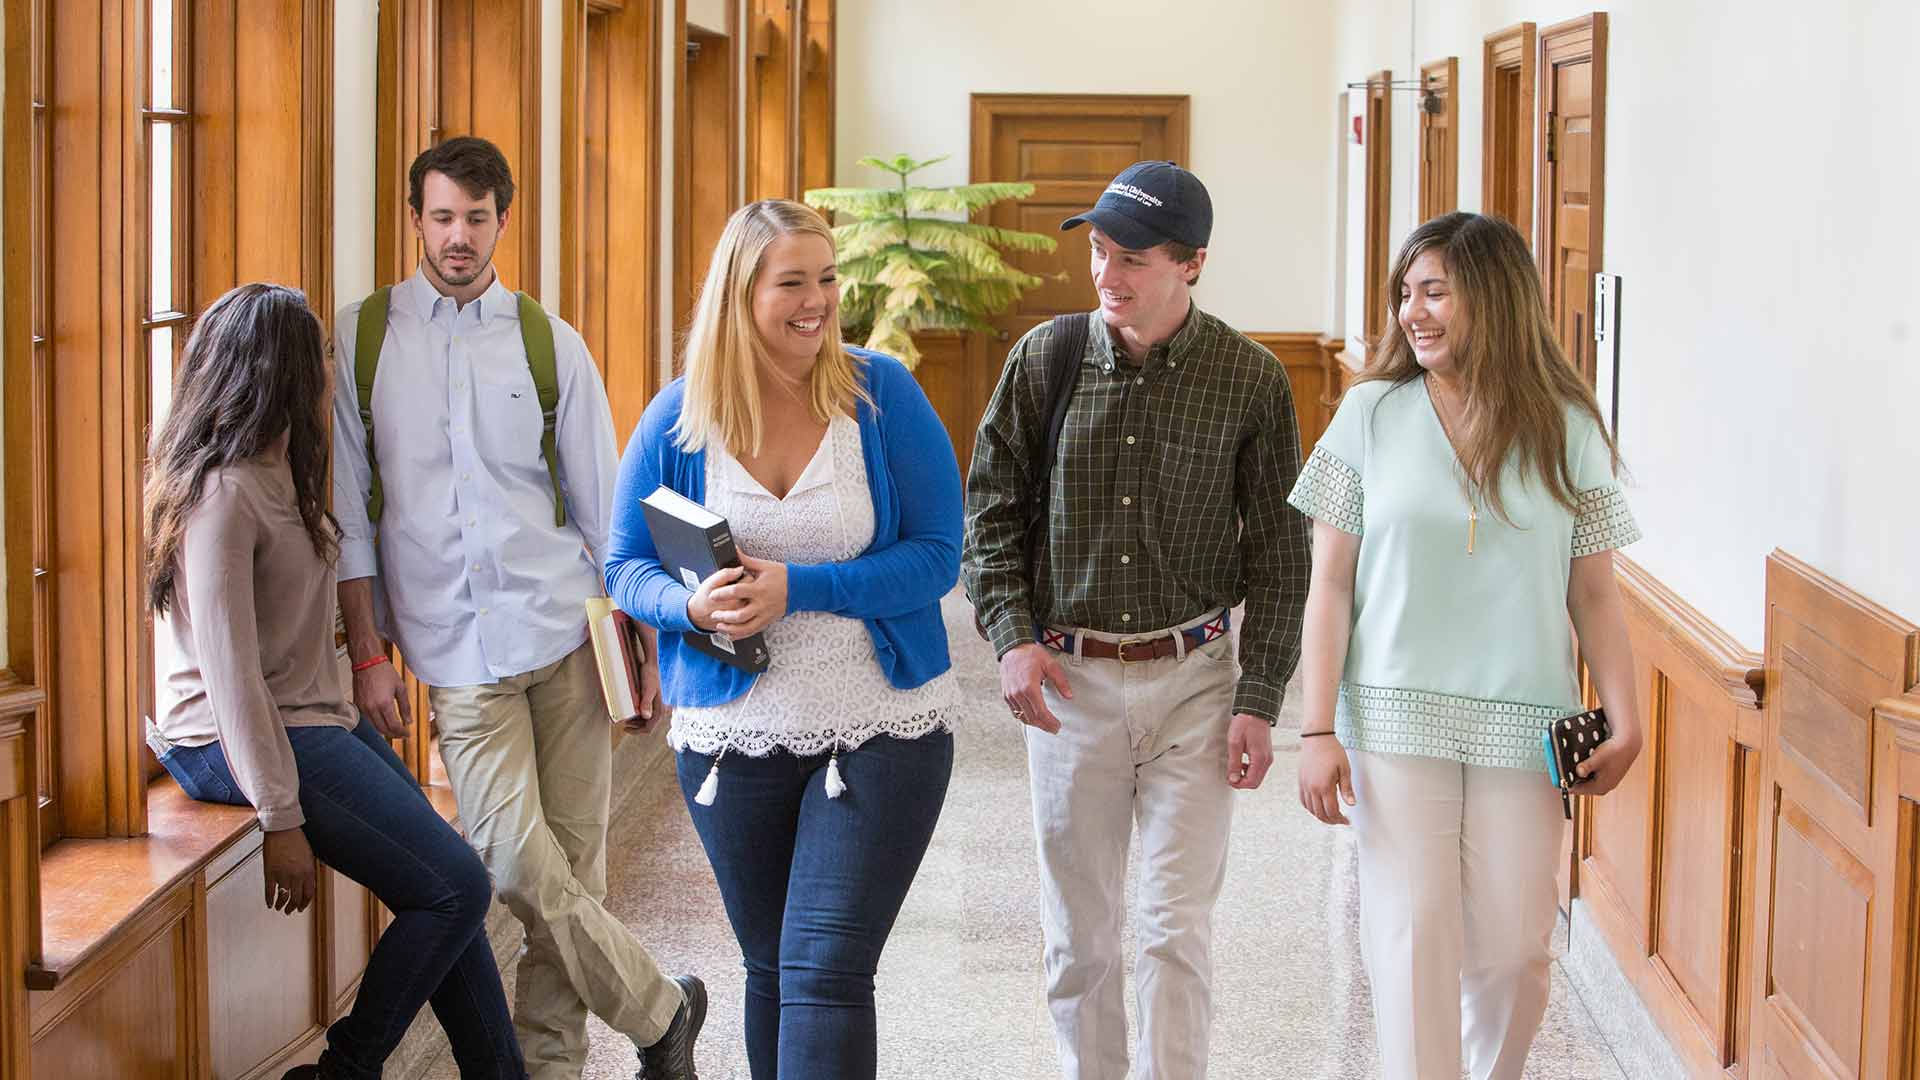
[281,1067,322,1080]
[635,974,706,1080]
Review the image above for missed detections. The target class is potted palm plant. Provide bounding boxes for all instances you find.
[804,153,1058,369]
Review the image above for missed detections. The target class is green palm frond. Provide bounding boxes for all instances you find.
[807,154,1057,371]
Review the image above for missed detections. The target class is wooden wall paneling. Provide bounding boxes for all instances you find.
[563,0,660,435]
[376,0,438,287]
[798,0,832,193]
[28,886,195,1079]
[327,868,370,1013]
[1482,22,1537,246]
[435,0,541,296]
[205,834,321,1078]
[1884,693,1920,1078]
[1362,70,1391,349]
[1578,555,1765,1075]
[1749,551,1918,1080]
[1247,333,1331,459]
[2,684,50,1080]
[746,0,792,201]
[673,0,740,339]
[44,0,146,840]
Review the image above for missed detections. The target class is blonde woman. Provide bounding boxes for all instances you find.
[604,199,961,1079]
[1290,212,1644,1080]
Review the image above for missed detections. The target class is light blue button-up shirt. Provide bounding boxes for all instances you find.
[331,268,619,688]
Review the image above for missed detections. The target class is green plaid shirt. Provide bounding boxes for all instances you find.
[961,307,1311,723]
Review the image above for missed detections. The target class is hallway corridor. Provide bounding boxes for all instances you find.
[419,592,1641,1079]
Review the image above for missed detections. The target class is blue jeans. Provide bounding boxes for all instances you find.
[159,719,525,1080]
[677,730,954,1080]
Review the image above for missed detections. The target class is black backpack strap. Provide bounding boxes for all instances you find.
[1022,312,1092,590]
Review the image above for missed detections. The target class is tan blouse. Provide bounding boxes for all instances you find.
[151,454,355,830]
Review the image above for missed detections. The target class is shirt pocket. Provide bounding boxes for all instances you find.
[472,362,547,470]
[1149,437,1239,566]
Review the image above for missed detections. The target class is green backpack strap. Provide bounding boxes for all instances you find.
[353,286,393,522]
[516,291,567,527]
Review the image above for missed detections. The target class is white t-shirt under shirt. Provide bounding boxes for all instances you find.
[1287,377,1641,771]
[669,412,958,758]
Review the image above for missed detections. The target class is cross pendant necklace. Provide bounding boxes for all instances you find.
[1427,373,1478,555]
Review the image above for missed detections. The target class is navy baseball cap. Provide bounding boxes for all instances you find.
[1061,161,1213,250]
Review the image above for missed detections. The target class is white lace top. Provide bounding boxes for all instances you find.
[668,412,959,758]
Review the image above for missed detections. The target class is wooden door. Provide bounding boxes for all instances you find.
[1362,71,1392,349]
[1418,57,1458,222]
[1538,15,1606,385]
[949,94,1190,471]
[1482,22,1537,245]
[674,14,739,344]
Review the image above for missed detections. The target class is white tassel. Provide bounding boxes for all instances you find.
[824,751,846,799]
[694,759,720,806]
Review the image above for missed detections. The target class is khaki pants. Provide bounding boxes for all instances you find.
[1026,611,1239,1080]
[1346,749,1565,1080]
[431,642,682,1080]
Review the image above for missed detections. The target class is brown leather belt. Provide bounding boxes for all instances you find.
[1040,611,1231,664]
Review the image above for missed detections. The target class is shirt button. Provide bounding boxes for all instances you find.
[1168,362,1177,369]
[1121,496,1132,506]
[461,472,471,481]
[1135,377,1145,386]
[1125,435,1136,445]
[467,518,477,526]
[472,563,482,572]
[479,607,490,616]
[453,380,464,390]
[1121,613,1132,623]
[1120,554,1131,565]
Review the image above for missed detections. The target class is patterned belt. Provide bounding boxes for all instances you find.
[1039,610,1231,664]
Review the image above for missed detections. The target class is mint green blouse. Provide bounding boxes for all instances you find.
[1286,378,1641,771]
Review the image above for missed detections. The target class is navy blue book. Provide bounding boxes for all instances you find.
[638,485,772,672]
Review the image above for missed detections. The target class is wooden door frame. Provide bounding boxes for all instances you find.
[1482,21,1537,246]
[969,93,1191,177]
[1362,70,1392,349]
[1418,56,1459,221]
[673,0,741,337]
[1537,14,1606,291]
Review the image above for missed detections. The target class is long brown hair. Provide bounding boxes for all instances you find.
[1357,211,1619,521]
[673,199,872,456]
[145,283,338,615]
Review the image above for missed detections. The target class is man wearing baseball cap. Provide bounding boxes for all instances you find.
[962,161,1311,1078]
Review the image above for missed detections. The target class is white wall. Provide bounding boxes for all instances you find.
[1329,0,1920,646]
[835,0,1337,334]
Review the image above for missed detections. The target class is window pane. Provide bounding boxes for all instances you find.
[151,122,172,315]
[151,0,173,109]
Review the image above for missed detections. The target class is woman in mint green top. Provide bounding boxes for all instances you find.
[1289,213,1643,1080]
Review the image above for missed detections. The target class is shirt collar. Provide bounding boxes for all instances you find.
[398,264,519,326]
[1092,302,1202,372]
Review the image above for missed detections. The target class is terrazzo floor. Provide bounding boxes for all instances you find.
[417,591,1646,1079]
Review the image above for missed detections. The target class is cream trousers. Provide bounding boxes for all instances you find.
[430,642,682,1080]
[1026,612,1239,1080]
[1347,749,1566,1080]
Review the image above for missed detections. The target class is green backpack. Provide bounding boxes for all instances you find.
[353,286,568,527]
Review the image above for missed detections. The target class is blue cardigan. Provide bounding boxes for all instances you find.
[604,348,962,707]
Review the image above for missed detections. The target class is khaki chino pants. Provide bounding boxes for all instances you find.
[430,642,682,1080]
[1026,612,1239,1080]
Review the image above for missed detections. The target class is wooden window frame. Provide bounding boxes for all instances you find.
[1481,21,1537,247]
[1418,56,1459,222]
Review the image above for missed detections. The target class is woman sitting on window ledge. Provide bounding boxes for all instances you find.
[142,283,527,1080]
